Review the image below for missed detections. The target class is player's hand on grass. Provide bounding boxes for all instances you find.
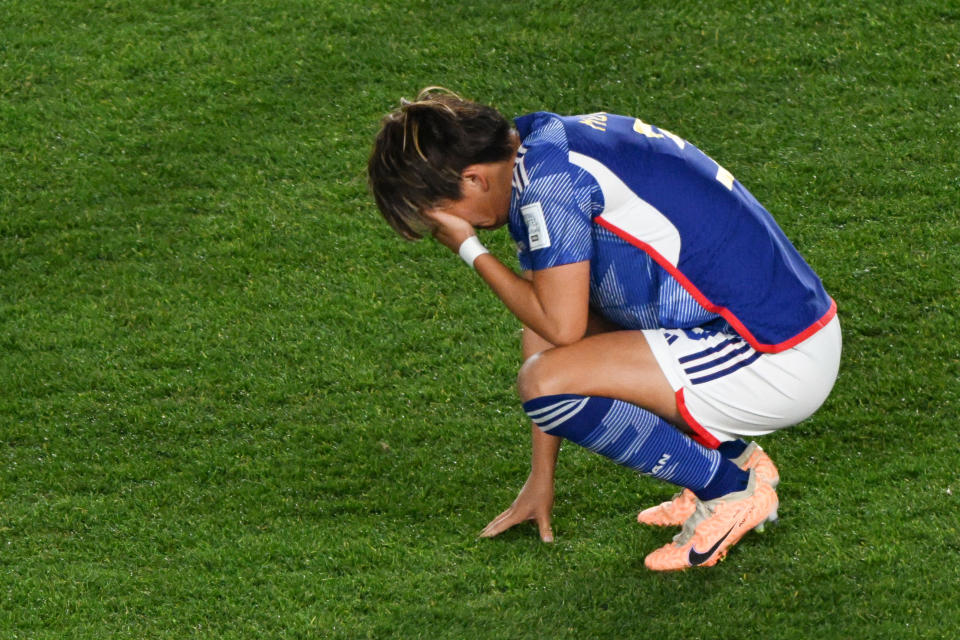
[427,210,476,253]
[479,472,555,543]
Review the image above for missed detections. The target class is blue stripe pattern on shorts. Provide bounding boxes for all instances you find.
[688,350,763,384]
[678,334,763,385]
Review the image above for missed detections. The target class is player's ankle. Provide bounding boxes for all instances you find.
[693,459,749,501]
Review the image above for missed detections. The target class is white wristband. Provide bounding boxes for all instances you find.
[457,235,490,269]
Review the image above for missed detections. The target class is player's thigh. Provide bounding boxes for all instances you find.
[517,330,681,423]
[521,313,621,360]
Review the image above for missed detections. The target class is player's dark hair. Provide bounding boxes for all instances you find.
[368,87,514,240]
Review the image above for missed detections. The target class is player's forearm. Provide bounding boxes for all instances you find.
[530,421,561,479]
[521,324,562,479]
[473,253,582,345]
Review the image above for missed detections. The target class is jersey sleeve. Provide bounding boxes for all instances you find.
[510,117,598,272]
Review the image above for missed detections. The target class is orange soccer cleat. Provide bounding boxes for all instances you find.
[643,470,779,571]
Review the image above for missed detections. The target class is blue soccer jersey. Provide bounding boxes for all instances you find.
[507,111,836,353]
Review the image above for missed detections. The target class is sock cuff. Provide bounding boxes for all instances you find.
[694,458,749,501]
[717,438,749,459]
[523,394,614,438]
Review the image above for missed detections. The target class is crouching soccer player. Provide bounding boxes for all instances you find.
[367,88,841,571]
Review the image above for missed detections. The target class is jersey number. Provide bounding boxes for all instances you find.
[633,118,735,190]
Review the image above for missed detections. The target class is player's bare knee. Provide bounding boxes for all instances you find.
[517,351,562,402]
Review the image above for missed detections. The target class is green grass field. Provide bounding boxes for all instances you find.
[2,0,958,637]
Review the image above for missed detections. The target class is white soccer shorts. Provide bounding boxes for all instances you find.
[643,315,842,447]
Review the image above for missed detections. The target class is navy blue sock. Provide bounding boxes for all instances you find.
[717,438,749,460]
[694,458,750,501]
[523,394,724,493]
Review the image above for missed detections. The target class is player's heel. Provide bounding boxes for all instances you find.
[754,507,779,533]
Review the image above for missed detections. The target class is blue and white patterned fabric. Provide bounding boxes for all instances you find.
[507,111,836,352]
[523,393,724,491]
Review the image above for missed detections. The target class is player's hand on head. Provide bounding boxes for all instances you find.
[427,209,476,252]
[479,473,555,543]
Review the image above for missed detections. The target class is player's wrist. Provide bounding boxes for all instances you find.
[529,463,556,480]
[528,457,557,481]
[457,235,489,268]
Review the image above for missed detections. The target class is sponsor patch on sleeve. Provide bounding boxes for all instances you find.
[520,202,551,251]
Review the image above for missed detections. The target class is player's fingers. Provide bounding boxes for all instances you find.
[536,514,554,543]
[479,508,524,538]
[479,510,517,538]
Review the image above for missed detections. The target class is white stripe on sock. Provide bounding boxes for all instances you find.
[525,398,581,420]
[535,397,590,432]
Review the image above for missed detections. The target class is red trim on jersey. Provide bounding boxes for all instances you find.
[594,216,837,354]
[675,389,721,449]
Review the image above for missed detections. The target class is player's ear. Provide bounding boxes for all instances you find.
[460,165,490,193]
